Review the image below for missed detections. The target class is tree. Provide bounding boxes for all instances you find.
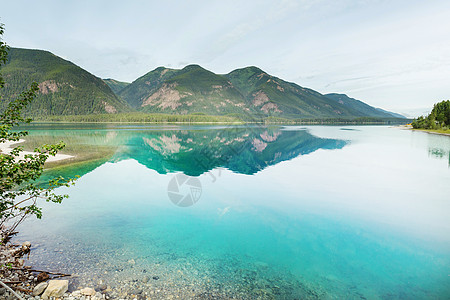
[412,100,450,130]
[0,23,75,242]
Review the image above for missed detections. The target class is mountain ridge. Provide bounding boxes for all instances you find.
[324,93,406,119]
[119,64,403,119]
[1,47,405,120]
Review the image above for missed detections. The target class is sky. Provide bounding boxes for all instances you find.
[1,0,450,117]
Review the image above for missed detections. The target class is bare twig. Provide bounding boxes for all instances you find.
[29,269,71,276]
[10,266,71,277]
[0,280,24,300]
[11,286,32,294]
[2,196,34,212]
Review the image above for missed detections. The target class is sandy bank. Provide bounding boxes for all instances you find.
[0,139,74,162]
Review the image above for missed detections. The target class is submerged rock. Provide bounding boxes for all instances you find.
[32,282,48,296]
[36,272,49,282]
[97,279,107,291]
[80,287,96,296]
[41,280,69,300]
[129,288,143,295]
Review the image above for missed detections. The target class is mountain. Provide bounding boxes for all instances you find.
[0,48,130,116]
[121,65,398,119]
[103,78,130,94]
[120,65,361,118]
[225,66,360,118]
[0,47,405,120]
[119,65,248,115]
[324,93,405,119]
[374,107,406,119]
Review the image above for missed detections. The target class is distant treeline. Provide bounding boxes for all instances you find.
[412,100,450,130]
[33,113,244,123]
[264,116,410,125]
[32,112,410,125]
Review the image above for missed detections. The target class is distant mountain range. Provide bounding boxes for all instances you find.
[118,65,405,119]
[0,47,405,120]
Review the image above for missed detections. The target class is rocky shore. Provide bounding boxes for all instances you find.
[0,240,106,300]
[2,236,322,299]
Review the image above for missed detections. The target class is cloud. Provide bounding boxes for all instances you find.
[1,0,449,110]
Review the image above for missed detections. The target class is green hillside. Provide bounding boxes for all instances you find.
[324,93,405,118]
[225,66,361,118]
[103,78,130,94]
[0,48,130,116]
[118,67,179,108]
[119,65,249,115]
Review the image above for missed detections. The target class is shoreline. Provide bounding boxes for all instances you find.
[396,125,450,137]
[32,120,408,125]
[410,128,450,137]
[0,237,103,300]
[0,139,74,162]
[3,235,306,299]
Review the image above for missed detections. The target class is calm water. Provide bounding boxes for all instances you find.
[15,125,450,299]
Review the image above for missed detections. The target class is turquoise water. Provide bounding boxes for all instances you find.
[16,125,450,299]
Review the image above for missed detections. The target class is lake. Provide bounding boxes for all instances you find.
[16,124,450,299]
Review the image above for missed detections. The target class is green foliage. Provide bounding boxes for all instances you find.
[0,262,13,269]
[412,100,450,130]
[0,48,130,116]
[0,25,75,240]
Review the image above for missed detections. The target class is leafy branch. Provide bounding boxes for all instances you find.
[0,23,76,241]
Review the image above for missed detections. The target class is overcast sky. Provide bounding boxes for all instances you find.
[2,0,450,116]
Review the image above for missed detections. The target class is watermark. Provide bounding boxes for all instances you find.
[167,173,202,207]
